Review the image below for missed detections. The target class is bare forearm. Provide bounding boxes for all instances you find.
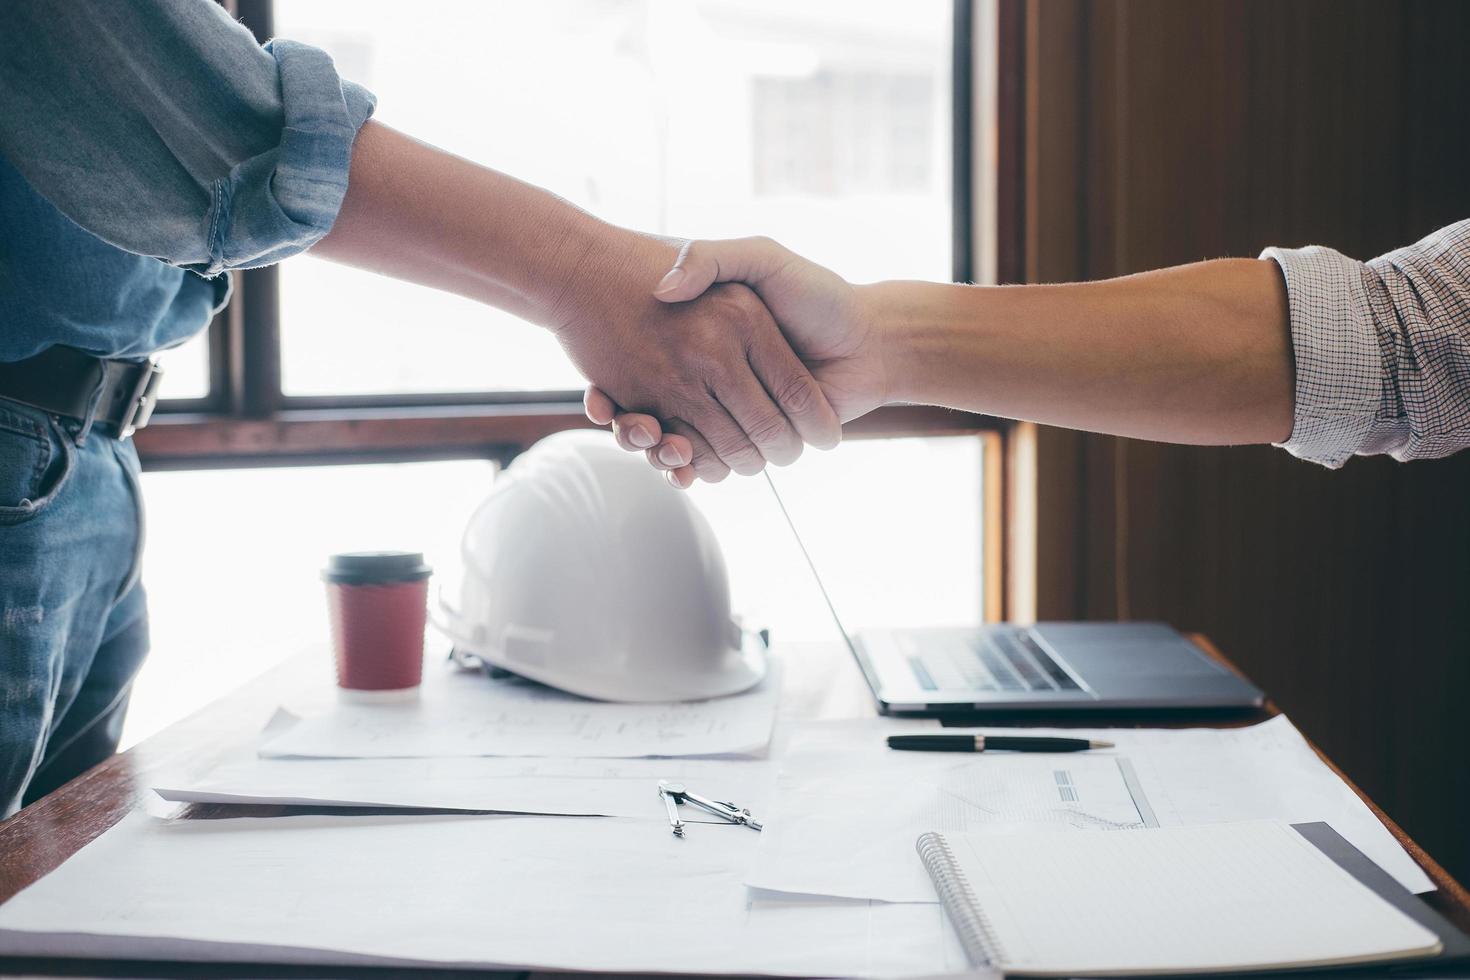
[309,121,841,476]
[313,120,670,328]
[864,258,1294,444]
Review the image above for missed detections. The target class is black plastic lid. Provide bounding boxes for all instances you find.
[322,551,432,585]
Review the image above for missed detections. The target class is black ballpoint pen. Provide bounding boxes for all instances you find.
[886,734,1115,753]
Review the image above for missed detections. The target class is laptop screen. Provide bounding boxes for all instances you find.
[763,471,862,659]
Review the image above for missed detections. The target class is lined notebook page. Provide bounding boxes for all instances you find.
[924,820,1440,977]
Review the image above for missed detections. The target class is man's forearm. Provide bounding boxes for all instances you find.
[864,258,1294,445]
[310,121,842,477]
[313,120,670,329]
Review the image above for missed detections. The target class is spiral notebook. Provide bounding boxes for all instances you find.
[916,820,1452,977]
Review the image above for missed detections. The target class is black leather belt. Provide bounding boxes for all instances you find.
[0,346,163,438]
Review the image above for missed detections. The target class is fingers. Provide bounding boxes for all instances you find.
[643,434,692,470]
[747,332,842,452]
[646,434,697,489]
[685,397,769,476]
[664,463,698,490]
[590,387,670,454]
[598,402,695,469]
[590,389,697,475]
[595,384,767,479]
[610,412,663,451]
[712,368,803,468]
[653,237,790,304]
[583,386,617,425]
[665,418,730,484]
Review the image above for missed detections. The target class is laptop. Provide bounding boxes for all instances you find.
[765,474,1264,716]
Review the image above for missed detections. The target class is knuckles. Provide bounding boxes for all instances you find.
[703,429,763,474]
[770,372,818,418]
[749,234,783,255]
[689,448,731,482]
[741,410,795,451]
[700,283,770,332]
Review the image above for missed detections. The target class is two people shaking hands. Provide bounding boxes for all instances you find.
[324,112,1470,485]
[4,0,1464,824]
[329,122,1341,490]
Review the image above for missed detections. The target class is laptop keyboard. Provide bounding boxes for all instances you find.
[907,629,1081,693]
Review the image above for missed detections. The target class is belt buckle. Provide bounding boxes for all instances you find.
[118,362,164,439]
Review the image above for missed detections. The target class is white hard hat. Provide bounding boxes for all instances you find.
[435,429,766,702]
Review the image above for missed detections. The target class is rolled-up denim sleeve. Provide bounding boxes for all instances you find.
[1262,218,1470,467]
[0,0,375,274]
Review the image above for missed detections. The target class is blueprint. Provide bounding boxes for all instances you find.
[0,812,973,978]
[155,754,777,821]
[258,659,780,760]
[745,716,1430,902]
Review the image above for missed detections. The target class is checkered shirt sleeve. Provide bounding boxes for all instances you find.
[1262,218,1470,467]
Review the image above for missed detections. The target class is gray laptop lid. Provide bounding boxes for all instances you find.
[763,471,864,663]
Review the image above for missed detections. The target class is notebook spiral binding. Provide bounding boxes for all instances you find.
[916,832,1005,967]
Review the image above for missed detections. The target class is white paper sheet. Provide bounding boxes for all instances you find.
[258,659,781,760]
[1119,716,1432,893]
[749,730,1154,902]
[746,715,1431,902]
[155,754,776,821]
[0,811,970,978]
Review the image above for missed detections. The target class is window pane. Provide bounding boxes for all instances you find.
[125,434,980,746]
[154,329,210,401]
[689,435,983,640]
[274,0,951,396]
[126,459,498,747]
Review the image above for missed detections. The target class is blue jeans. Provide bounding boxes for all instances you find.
[0,396,147,817]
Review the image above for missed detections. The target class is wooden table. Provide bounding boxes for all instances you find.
[2,635,1467,978]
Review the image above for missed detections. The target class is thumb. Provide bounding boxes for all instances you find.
[652,237,788,304]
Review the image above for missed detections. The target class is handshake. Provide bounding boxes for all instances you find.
[559,234,888,489]
[323,122,1296,482]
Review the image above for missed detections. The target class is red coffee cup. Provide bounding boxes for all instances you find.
[323,551,433,700]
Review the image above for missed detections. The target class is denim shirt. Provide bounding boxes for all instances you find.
[0,0,376,362]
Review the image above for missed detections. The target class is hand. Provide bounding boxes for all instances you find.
[553,234,841,480]
[584,237,887,486]
[313,126,839,480]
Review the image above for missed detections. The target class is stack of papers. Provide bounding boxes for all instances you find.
[156,754,776,820]
[0,812,969,977]
[258,661,782,760]
[745,715,1431,902]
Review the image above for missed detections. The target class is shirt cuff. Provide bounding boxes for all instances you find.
[1260,244,1384,468]
[198,40,377,275]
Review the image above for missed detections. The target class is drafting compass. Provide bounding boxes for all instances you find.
[657,780,763,838]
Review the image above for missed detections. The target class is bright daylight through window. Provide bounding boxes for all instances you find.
[274,0,953,394]
[128,0,981,746]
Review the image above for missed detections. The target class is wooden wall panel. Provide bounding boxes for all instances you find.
[1023,0,1470,881]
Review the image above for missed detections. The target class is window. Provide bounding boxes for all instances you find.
[265,0,952,397]
[152,329,211,401]
[145,0,976,426]
[128,1,1007,739]
[754,71,937,196]
[687,435,986,639]
[142,0,990,463]
[126,459,496,746]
